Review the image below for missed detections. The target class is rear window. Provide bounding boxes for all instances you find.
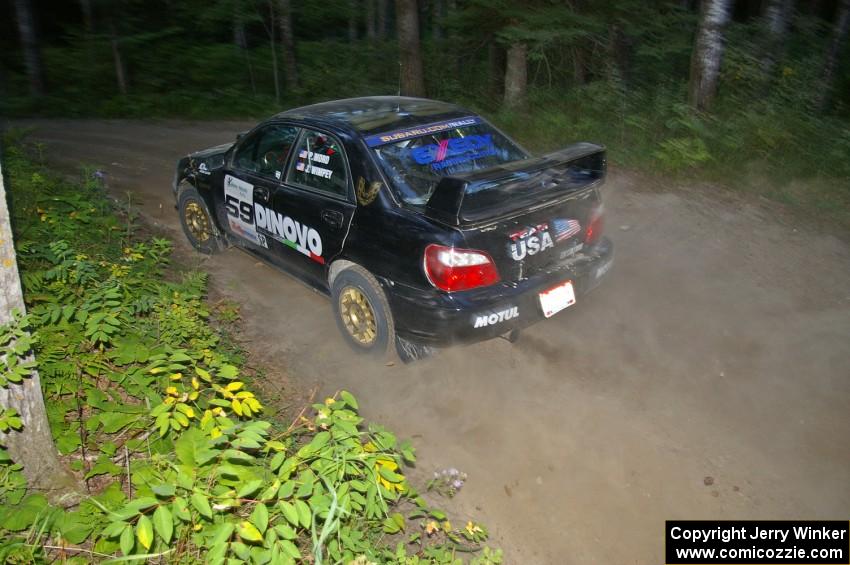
[369,117,527,205]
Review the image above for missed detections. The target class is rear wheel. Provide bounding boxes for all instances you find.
[178,185,222,254]
[331,265,395,357]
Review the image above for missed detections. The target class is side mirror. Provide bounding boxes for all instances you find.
[207,155,225,170]
[236,132,246,141]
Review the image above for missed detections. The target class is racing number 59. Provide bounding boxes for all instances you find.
[225,194,253,223]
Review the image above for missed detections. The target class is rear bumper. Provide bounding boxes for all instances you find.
[385,237,613,347]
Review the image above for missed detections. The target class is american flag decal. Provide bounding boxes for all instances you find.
[552,218,581,242]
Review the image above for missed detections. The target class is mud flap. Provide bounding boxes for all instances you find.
[395,335,436,364]
[501,329,521,343]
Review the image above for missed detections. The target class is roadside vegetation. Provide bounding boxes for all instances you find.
[0,138,502,563]
[2,1,849,227]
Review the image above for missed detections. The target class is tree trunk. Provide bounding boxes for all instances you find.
[279,0,299,90]
[488,42,505,97]
[688,0,732,112]
[446,0,459,74]
[817,0,850,110]
[108,19,128,95]
[572,46,587,85]
[79,0,94,33]
[268,1,281,103]
[366,0,377,40]
[349,0,358,41]
[504,42,528,110]
[608,24,632,86]
[396,0,426,97]
[0,163,81,506]
[78,0,97,70]
[234,8,257,96]
[761,0,794,76]
[432,0,444,40]
[377,0,389,39]
[12,0,45,97]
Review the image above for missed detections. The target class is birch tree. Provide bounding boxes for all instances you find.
[12,0,45,97]
[762,0,794,76]
[266,0,281,103]
[504,41,528,109]
[688,0,732,111]
[109,17,129,95]
[0,163,80,505]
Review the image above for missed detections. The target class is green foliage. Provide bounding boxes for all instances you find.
[0,312,36,387]
[653,138,711,170]
[0,142,499,562]
[3,1,848,227]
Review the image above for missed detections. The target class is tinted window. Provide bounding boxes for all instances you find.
[370,120,527,205]
[233,125,299,178]
[286,129,349,198]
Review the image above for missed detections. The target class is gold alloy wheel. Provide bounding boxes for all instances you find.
[339,287,377,346]
[184,201,211,243]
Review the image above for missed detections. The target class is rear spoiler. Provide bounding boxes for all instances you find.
[425,142,606,226]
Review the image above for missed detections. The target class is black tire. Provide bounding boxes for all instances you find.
[331,265,395,357]
[177,184,222,254]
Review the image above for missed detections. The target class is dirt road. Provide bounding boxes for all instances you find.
[9,119,850,564]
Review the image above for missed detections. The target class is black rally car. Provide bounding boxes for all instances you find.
[173,97,612,359]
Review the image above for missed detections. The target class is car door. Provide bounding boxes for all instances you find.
[263,127,356,289]
[220,123,300,260]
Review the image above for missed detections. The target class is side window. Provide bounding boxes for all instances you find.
[233,125,299,178]
[286,129,349,198]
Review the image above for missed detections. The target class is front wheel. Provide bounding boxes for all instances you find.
[331,265,395,357]
[177,185,222,254]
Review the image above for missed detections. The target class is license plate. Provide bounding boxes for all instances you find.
[539,281,576,318]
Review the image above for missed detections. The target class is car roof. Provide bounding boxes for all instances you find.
[273,96,476,139]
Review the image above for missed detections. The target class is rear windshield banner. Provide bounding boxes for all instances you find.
[364,116,482,147]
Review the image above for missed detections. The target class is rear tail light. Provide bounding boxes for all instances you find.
[584,204,604,245]
[423,244,500,292]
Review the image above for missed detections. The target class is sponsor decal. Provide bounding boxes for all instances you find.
[410,134,497,171]
[298,149,331,164]
[356,177,381,206]
[224,175,266,248]
[559,241,584,260]
[594,258,612,279]
[551,218,581,242]
[364,116,483,147]
[508,223,554,261]
[296,159,333,179]
[223,175,324,263]
[254,203,324,264]
[473,306,519,328]
[198,162,210,175]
